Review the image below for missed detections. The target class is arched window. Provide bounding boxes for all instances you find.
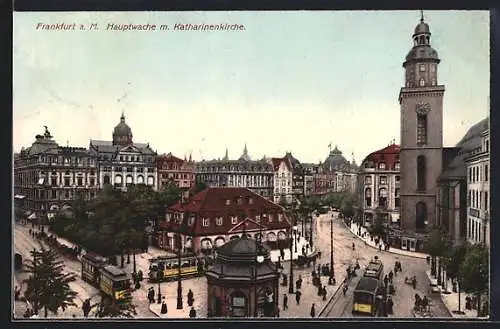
[416,202,427,230]
[103,175,110,185]
[137,175,144,184]
[147,176,155,185]
[115,175,122,185]
[365,188,372,207]
[417,156,426,191]
[419,78,425,87]
[378,188,388,208]
[416,112,427,144]
[126,175,133,185]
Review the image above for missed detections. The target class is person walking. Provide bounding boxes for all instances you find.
[322,286,327,301]
[189,307,197,318]
[388,271,394,284]
[342,281,348,296]
[283,294,288,310]
[161,298,168,315]
[383,275,389,287]
[295,290,302,305]
[310,303,316,318]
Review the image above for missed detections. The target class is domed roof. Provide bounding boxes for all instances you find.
[414,21,430,35]
[113,113,132,137]
[217,233,270,260]
[405,46,439,62]
[323,146,354,172]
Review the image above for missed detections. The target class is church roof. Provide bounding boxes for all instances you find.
[322,146,357,172]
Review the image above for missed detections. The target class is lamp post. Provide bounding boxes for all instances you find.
[309,214,314,247]
[329,215,335,284]
[254,254,264,317]
[176,231,183,310]
[157,277,162,304]
[288,225,297,294]
[32,248,39,315]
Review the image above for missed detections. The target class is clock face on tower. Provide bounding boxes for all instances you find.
[415,101,431,115]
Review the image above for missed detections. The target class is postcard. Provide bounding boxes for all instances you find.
[12,10,490,320]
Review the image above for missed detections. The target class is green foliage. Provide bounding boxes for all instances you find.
[23,245,78,317]
[370,211,385,236]
[95,295,137,318]
[423,228,451,258]
[458,244,489,295]
[192,181,207,194]
[443,242,469,279]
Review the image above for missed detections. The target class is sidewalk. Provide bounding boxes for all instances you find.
[346,222,428,259]
[424,270,485,319]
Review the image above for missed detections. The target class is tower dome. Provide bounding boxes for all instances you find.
[112,112,133,146]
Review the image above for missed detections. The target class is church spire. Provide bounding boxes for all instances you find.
[243,143,248,156]
[223,148,229,161]
[120,111,125,122]
[420,9,424,22]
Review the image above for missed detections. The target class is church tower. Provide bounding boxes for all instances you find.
[399,12,444,233]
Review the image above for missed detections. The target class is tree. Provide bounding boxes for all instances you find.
[424,228,451,281]
[94,295,137,318]
[370,210,385,237]
[193,181,207,194]
[458,244,489,317]
[340,194,356,219]
[23,245,78,317]
[443,242,469,280]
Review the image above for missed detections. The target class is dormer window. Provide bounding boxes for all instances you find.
[419,64,426,72]
[268,214,273,222]
[379,163,386,170]
[216,217,223,226]
[231,216,238,225]
[237,198,243,205]
[395,162,400,170]
[165,213,171,222]
[202,218,209,227]
[419,78,425,87]
[225,199,231,205]
[188,216,195,226]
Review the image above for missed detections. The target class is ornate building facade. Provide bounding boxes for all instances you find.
[14,127,99,223]
[399,15,444,250]
[359,143,401,230]
[284,152,305,201]
[269,157,293,204]
[157,187,291,255]
[195,145,274,199]
[321,145,358,195]
[464,119,489,246]
[157,152,195,189]
[89,113,158,191]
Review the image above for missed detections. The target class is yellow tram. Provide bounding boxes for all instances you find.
[81,252,108,287]
[99,265,132,303]
[148,254,205,282]
[352,277,384,316]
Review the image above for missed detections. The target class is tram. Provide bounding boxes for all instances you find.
[352,277,384,316]
[148,254,206,282]
[363,257,384,280]
[99,265,132,303]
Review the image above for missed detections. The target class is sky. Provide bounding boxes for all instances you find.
[13,11,490,164]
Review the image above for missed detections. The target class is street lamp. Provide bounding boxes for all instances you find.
[157,276,162,304]
[176,231,183,310]
[288,225,297,294]
[329,215,335,285]
[254,254,264,317]
[309,214,314,247]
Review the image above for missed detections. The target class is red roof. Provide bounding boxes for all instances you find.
[157,152,184,164]
[160,187,291,236]
[270,157,292,171]
[362,144,400,170]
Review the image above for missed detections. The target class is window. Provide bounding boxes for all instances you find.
[430,64,436,73]
[90,178,95,186]
[419,64,426,72]
[416,202,428,230]
[231,216,238,225]
[395,189,401,208]
[417,114,427,145]
[77,177,83,186]
[216,217,223,226]
[202,218,209,227]
[485,140,489,152]
[395,162,400,170]
[51,178,57,186]
[64,178,70,186]
[468,190,471,207]
[469,168,472,183]
[419,78,425,87]
[378,188,388,207]
[225,199,231,205]
[395,175,400,182]
[485,165,488,182]
[431,79,436,86]
[379,163,386,170]
[365,188,372,207]
[485,191,488,210]
[417,155,426,191]
[249,198,254,205]
[379,176,387,185]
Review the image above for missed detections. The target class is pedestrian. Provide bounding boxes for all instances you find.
[187,289,194,306]
[302,246,306,256]
[352,242,355,251]
[317,264,321,274]
[342,282,348,296]
[283,294,288,310]
[295,290,302,305]
[388,271,394,283]
[148,288,155,304]
[383,275,389,287]
[379,244,382,251]
[317,284,322,296]
[310,303,316,318]
[161,299,168,315]
[322,286,327,301]
[189,307,196,318]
